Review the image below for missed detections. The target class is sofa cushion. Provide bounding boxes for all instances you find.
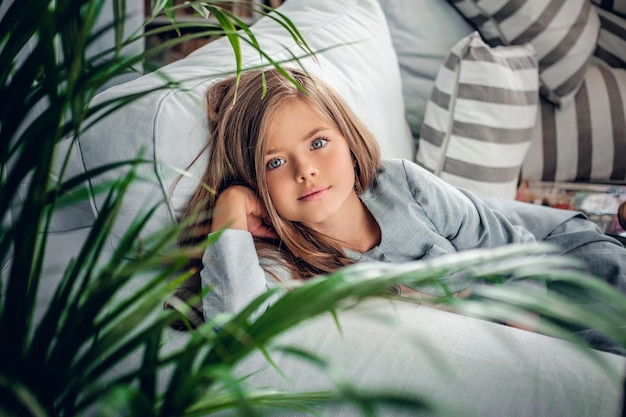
[593,5,626,68]
[449,0,600,107]
[522,64,626,182]
[416,32,539,199]
[376,0,474,144]
[70,0,413,246]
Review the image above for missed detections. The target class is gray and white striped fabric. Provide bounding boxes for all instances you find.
[522,64,626,182]
[449,0,600,107]
[593,5,626,68]
[417,32,539,199]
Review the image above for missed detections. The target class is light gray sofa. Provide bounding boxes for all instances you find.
[23,0,626,415]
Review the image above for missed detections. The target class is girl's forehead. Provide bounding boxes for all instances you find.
[271,99,333,129]
[270,106,329,144]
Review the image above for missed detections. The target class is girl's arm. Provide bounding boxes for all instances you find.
[201,186,287,321]
[201,229,290,321]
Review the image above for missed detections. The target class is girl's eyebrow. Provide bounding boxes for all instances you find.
[265,127,326,155]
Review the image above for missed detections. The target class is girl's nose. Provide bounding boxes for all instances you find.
[296,161,318,182]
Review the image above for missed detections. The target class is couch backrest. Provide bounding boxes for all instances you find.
[377,0,474,142]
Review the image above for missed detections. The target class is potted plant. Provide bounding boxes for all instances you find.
[1,0,624,415]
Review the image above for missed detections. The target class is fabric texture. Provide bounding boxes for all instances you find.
[449,0,600,107]
[522,64,626,182]
[416,32,539,199]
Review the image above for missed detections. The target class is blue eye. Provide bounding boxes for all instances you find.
[266,158,284,170]
[311,138,328,150]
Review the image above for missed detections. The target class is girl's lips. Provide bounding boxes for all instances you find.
[298,186,330,201]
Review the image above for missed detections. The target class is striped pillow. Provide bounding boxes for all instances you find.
[417,32,539,199]
[449,0,600,107]
[522,64,626,182]
[593,5,626,68]
[591,0,626,17]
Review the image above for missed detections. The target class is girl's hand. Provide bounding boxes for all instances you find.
[211,185,278,239]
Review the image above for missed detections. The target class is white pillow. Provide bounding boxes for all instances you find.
[449,0,600,107]
[417,32,539,199]
[72,0,413,247]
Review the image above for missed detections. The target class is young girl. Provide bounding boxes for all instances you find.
[174,67,626,334]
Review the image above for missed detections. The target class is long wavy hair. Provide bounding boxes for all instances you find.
[172,67,381,322]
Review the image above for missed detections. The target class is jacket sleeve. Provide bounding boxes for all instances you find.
[398,160,549,296]
[401,159,537,250]
[200,229,292,321]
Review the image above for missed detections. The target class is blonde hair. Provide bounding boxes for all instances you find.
[180,67,381,290]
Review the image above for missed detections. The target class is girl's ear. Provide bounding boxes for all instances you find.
[207,78,236,125]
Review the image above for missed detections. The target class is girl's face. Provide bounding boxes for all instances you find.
[264,100,361,234]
